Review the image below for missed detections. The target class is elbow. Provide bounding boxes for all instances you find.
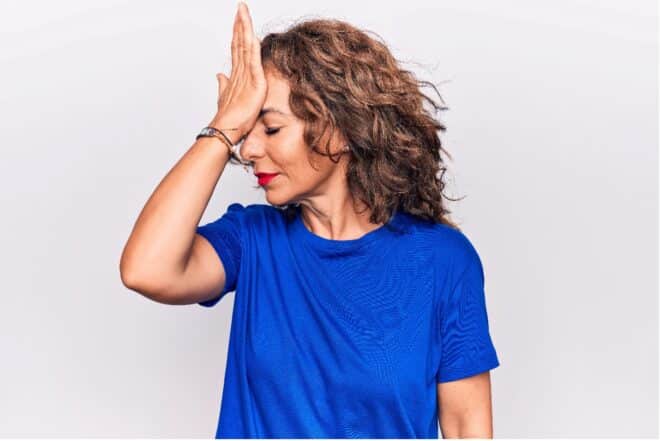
[119,249,142,290]
[119,261,150,295]
[119,267,171,304]
[118,246,183,305]
[120,265,141,291]
[119,254,166,301]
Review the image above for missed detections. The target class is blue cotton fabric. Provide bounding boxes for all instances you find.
[195,202,500,439]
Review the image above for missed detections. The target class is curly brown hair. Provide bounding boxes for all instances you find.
[249,18,463,230]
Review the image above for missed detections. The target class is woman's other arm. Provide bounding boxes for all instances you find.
[437,371,495,439]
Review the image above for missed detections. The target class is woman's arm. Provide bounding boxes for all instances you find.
[119,1,266,302]
[437,371,495,439]
[119,131,233,301]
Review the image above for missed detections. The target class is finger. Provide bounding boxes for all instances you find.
[235,4,246,78]
[240,3,255,58]
[250,29,263,78]
[237,4,250,77]
[230,5,240,77]
[217,72,228,98]
[239,3,261,80]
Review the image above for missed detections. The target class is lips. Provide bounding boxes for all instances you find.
[255,173,279,186]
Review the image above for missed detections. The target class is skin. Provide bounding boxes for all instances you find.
[238,67,385,241]
[437,371,495,438]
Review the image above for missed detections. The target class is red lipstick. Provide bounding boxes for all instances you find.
[255,172,280,186]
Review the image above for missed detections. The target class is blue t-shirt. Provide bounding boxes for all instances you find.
[196,202,500,438]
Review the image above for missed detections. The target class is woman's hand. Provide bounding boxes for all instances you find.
[211,1,266,144]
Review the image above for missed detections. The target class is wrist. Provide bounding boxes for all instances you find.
[195,135,233,161]
[209,117,243,145]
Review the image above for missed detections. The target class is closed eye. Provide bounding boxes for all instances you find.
[265,127,280,136]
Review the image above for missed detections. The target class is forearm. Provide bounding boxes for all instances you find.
[119,118,233,294]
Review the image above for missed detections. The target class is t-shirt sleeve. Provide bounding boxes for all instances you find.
[436,245,500,383]
[195,202,246,308]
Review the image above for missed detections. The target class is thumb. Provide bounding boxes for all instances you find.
[216,72,229,98]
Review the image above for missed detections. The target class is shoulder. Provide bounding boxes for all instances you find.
[406,214,477,257]
[405,214,482,276]
[224,202,289,228]
[434,223,479,263]
[222,202,275,216]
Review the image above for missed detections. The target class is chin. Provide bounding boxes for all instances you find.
[266,190,301,208]
[264,191,287,206]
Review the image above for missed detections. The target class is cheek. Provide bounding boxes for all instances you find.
[268,127,327,185]
[273,139,311,177]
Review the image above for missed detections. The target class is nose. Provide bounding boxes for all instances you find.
[238,130,265,164]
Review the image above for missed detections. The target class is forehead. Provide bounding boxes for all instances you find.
[262,69,291,112]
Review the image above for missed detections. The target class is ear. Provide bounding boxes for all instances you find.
[329,126,350,156]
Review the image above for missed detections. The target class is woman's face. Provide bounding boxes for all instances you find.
[238,68,348,207]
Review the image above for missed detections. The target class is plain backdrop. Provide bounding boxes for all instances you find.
[0,0,657,437]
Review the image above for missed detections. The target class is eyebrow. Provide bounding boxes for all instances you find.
[258,107,289,118]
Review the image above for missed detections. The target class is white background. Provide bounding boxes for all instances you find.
[0,0,657,437]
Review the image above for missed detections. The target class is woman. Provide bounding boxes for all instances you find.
[120,2,500,438]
